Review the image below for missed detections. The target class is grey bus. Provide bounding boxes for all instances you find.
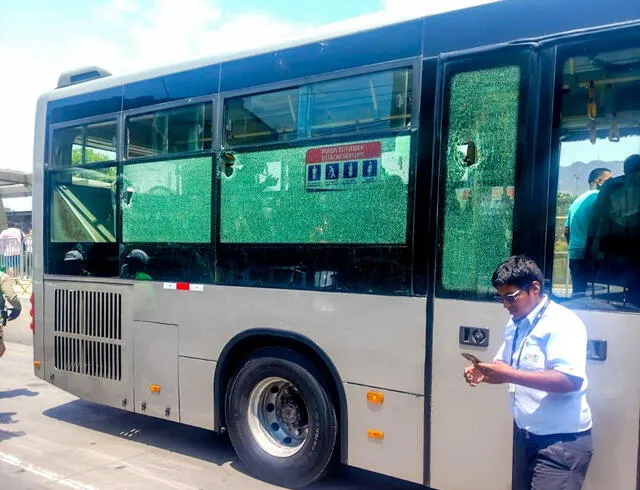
[31,0,640,488]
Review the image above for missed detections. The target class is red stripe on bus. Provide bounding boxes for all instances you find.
[176,282,190,290]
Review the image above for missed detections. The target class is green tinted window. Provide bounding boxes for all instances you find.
[440,65,521,294]
[50,167,117,242]
[220,135,410,244]
[122,157,212,243]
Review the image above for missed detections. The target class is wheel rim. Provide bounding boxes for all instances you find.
[247,376,310,457]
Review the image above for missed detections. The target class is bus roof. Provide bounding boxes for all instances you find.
[44,0,640,112]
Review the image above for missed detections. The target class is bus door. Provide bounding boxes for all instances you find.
[428,46,538,490]
[542,28,640,490]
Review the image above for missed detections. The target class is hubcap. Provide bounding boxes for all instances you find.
[247,377,309,457]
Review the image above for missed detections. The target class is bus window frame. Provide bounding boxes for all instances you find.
[433,45,539,302]
[46,114,121,277]
[48,113,121,169]
[218,57,422,152]
[213,59,423,296]
[543,24,640,309]
[122,95,216,162]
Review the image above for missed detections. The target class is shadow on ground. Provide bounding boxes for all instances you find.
[44,399,423,489]
[0,388,39,399]
[0,411,26,442]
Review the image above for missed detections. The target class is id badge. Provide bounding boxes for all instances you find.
[508,383,516,393]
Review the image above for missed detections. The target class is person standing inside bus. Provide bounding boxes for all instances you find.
[564,167,612,296]
[463,255,592,490]
[0,270,23,357]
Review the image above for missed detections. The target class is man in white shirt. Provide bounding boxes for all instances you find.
[0,222,24,276]
[464,255,592,490]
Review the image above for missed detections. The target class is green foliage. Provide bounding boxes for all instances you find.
[71,148,113,165]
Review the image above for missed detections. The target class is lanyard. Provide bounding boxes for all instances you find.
[510,298,550,368]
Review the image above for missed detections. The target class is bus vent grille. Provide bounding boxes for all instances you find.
[54,337,122,381]
[53,289,123,381]
[53,289,122,339]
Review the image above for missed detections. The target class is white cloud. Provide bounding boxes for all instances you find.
[0,0,497,182]
[382,0,499,17]
[0,0,307,182]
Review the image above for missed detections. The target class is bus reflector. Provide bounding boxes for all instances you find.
[33,361,41,368]
[367,430,384,440]
[163,282,204,292]
[149,384,161,393]
[29,293,35,334]
[367,391,384,404]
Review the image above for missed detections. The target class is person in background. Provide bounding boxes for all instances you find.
[564,167,612,296]
[587,154,640,304]
[121,249,152,280]
[0,270,23,357]
[62,249,88,276]
[0,221,25,276]
[464,255,592,490]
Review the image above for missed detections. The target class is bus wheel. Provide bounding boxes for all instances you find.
[226,348,337,488]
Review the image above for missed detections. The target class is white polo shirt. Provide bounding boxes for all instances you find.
[494,296,592,435]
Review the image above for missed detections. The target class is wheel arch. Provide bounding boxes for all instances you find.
[213,328,348,463]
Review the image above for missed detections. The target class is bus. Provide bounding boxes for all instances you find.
[31,1,640,488]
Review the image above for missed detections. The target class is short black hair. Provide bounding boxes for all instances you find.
[491,255,543,289]
[587,167,610,184]
[623,154,640,174]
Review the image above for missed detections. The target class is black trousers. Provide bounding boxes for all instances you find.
[569,259,591,295]
[513,426,593,490]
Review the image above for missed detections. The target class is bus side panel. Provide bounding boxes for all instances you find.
[430,298,513,490]
[344,382,424,484]
[131,282,427,483]
[178,356,216,430]
[131,284,427,396]
[577,310,640,490]
[43,280,134,412]
[32,95,48,380]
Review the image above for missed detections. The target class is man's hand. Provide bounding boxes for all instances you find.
[0,340,5,358]
[476,361,518,385]
[464,364,487,387]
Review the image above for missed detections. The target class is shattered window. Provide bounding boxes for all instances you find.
[220,135,411,244]
[122,156,213,243]
[439,65,521,295]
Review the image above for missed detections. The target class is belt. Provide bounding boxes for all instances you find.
[515,427,591,440]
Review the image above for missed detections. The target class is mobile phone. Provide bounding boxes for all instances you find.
[461,352,482,364]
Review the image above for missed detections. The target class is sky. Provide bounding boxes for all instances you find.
[0,0,497,212]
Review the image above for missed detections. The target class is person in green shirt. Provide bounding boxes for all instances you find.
[122,249,152,281]
[564,167,612,295]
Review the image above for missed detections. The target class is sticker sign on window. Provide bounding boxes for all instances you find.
[306,142,381,191]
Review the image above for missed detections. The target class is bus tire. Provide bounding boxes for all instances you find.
[226,347,338,488]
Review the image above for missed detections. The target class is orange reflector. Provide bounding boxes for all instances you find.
[367,429,384,440]
[367,391,384,404]
[149,384,161,393]
[33,361,41,368]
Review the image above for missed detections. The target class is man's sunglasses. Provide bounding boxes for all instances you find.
[494,283,531,303]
